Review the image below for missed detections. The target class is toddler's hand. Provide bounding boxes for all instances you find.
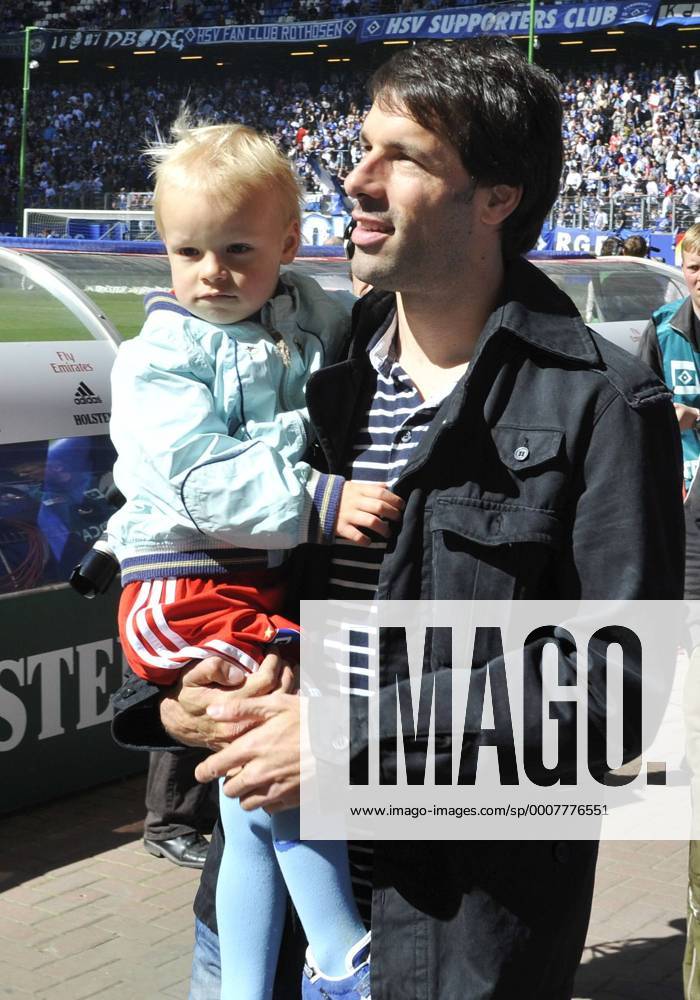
[335,481,405,546]
[190,654,291,697]
[161,653,289,750]
[190,657,251,689]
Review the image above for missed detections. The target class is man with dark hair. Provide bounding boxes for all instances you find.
[599,235,622,255]
[364,39,563,260]
[114,39,683,999]
[622,234,649,257]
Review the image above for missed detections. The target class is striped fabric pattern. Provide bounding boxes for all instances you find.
[330,317,455,924]
[123,578,263,674]
[309,473,346,546]
[120,468,344,585]
[120,547,272,585]
[144,290,190,318]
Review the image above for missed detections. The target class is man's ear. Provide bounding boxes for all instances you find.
[480,184,523,227]
[281,220,301,264]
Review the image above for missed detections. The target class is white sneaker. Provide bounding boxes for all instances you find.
[302,930,371,1000]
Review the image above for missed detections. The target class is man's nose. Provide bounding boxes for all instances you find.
[345,155,383,201]
[344,163,362,199]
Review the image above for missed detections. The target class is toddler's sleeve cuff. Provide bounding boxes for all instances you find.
[306,472,345,545]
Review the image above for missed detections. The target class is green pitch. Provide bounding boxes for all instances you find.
[90,292,145,340]
[0,289,144,343]
[0,288,93,342]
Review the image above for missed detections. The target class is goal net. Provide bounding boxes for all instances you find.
[23,208,160,242]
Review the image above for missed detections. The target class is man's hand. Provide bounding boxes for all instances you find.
[159,653,293,751]
[674,402,700,431]
[336,481,405,546]
[194,691,302,812]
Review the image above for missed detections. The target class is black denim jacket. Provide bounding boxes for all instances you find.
[112,256,684,999]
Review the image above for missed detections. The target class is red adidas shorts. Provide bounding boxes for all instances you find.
[118,572,299,685]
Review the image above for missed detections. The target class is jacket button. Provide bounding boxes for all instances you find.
[554,842,570,864]
[514,445,529,461]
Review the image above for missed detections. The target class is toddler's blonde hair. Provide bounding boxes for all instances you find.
[147,111,302,234]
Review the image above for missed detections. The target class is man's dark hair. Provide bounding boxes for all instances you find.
[369,38,563,259]
[622,235,648,258]
[599,237,622,256]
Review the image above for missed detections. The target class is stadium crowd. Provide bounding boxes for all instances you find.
[556,62,700,230]
[0,60,698,229]
[0,72,367,222]
[1,0,484,33]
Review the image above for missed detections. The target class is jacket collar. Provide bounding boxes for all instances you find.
[261,275,297,332]
[669,296,700,351]
[143,280,297,330]
[350,256,600,367]
[494,256,600,364]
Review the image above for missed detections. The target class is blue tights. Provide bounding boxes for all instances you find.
[217,784,366,1000]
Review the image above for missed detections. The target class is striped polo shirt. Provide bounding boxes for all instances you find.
[330,313,465,923]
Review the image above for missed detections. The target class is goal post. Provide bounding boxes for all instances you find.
[23,208,160,242]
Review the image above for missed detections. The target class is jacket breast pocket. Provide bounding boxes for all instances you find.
[430,498,563,602]
[490,424,564,485]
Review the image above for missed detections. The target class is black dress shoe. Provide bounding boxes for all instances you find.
[143,832,209,869]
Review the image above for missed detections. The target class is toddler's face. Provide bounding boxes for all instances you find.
[159,184,300,325]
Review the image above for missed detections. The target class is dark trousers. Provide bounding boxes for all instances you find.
[144,749,218,841]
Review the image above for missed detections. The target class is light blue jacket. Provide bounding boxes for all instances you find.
[107,271,351,584]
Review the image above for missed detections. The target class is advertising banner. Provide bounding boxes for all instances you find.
[7,1,662,57]
[0,342,114,445]
[43,19,358,54]
[357,1,660,43]
[657,2,700,25]
[0,585,143,814]
[538,227,676,263]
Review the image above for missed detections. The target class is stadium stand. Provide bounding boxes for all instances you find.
[0,60,697,228]
[0,0,697,230]
[0,73,367,222]
[555,62,700,231]
[0,0,488,31]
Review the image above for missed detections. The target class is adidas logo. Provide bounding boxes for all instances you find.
[74,381,102,405]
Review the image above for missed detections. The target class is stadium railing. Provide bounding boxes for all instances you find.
[17,191,697,238]
[548,194,697,234]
